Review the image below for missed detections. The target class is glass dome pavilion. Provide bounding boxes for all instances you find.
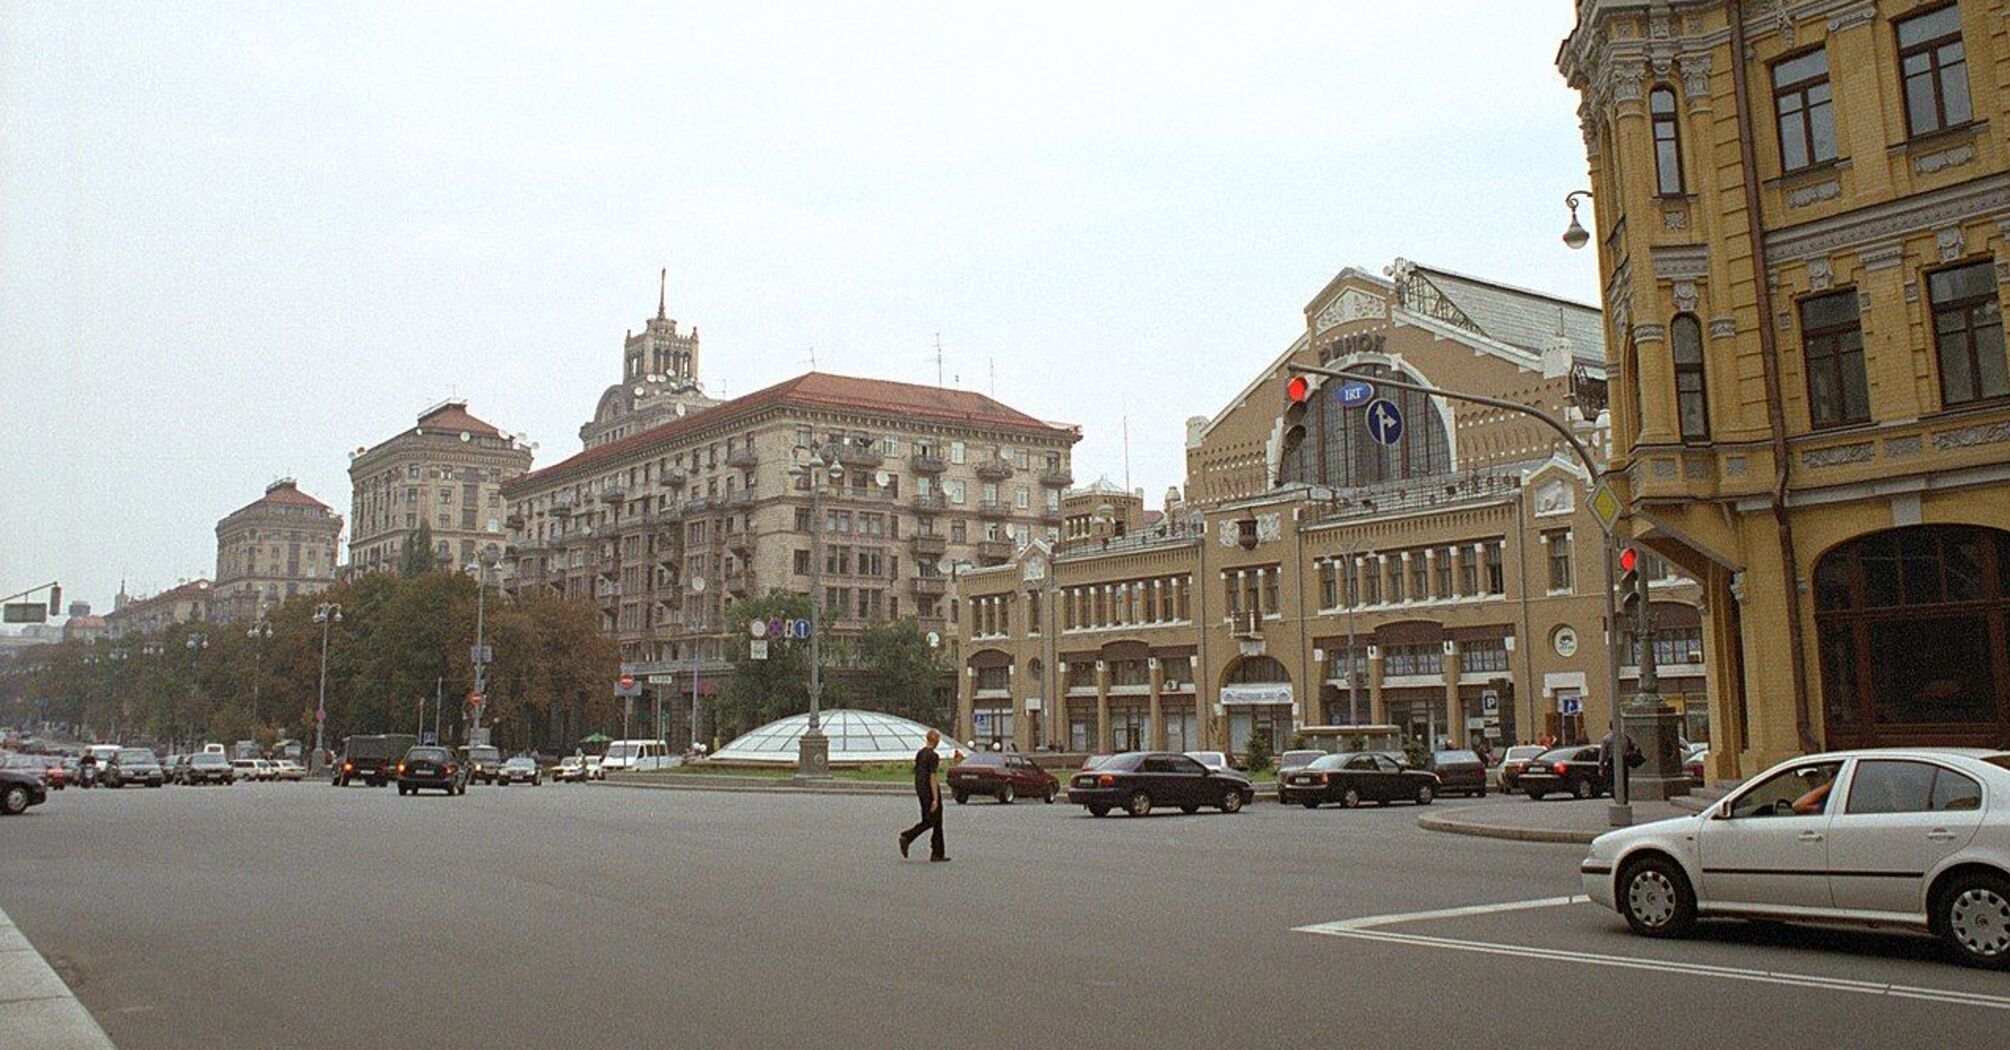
[710,709,969,765]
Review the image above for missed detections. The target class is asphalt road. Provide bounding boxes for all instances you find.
[2,781,2005,1048]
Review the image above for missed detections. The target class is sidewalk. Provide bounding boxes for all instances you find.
[0,906,116,1049]
[1417,797,1698,844]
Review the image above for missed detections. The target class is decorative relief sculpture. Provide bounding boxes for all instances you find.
[1801,442,1875,468]
[1914,144,1975,176]
[1313,287,1388,334]
[1807,258,1833,291]
[1788,181,1841,209]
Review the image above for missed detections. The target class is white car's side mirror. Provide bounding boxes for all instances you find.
[1713,799,1733,820]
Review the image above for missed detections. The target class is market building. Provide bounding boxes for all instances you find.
[955,259,1707,759]
[1559,0,2010,778]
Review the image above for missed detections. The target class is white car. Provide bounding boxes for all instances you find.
[271,760,305,782]
[230,759,268,781]
[1185,750,1231,773]
[1581,748,2010,969]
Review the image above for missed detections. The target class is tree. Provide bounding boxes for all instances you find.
[849,616,948,726]
[716,590,813,739]
[1244,728,1274,774]
[400,522,436,578]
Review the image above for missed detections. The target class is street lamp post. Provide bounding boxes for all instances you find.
[185,632,209,753]
[467,547,497,745]
[247,620,272,728]
[312,603,342,775]
[789,438,883,779]
[107,648,128,744]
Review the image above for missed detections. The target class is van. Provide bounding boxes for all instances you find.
[202,743,227,755]
[600,739,676,773]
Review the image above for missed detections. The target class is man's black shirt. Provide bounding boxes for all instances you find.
[913,747,939,797]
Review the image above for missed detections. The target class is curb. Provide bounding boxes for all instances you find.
[597,778,1282,801]
[0,906,117,1049]
[1415,813,1599,845]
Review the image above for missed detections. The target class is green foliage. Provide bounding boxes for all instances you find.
[716,590,814,739]
[1402,736,1430,769]
[848,616,947,726]
[400,522,436,578]
[1244,729,1273,773]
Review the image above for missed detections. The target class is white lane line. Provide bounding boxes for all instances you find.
[1293,895,1585,933]
[1293,924,2010,1013]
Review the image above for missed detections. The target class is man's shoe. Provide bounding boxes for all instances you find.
[898,833,912,859]
[929,855,951,863]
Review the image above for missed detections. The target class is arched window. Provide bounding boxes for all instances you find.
[1284,363,1451,489]
[1814,526,2010,749]
[1224,655,1290,684]
[1651,86,1684,196]
[1671,314,1710,442]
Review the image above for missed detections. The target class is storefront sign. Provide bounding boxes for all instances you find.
[1219,684,1293,706]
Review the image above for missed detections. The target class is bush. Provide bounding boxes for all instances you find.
[1401,737,1430,769]
[1244,731,1274,774]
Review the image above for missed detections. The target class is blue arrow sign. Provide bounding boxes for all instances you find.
[1364,397,1404,446]
[1335,381,1375,408]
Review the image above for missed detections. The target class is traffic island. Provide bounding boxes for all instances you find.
[0,906,117,1049]
[1417,797,1695,844]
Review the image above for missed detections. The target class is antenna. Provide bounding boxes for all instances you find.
[988,357,996,397]
[1122,403,1132,494]
[933,332,944,387]
[806,346,819,371]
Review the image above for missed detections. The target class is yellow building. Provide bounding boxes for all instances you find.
[1560,0,2010,778]
[955,260,1707,759]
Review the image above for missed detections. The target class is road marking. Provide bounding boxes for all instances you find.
[1293,897,2010,1012]
[1294,895,1584,933]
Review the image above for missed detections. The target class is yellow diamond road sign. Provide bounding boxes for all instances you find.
[1589,482,1621,534]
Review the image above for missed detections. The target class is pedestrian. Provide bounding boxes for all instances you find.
[898,729,949,863]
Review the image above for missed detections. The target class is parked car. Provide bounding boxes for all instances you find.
[584,756,606,780]
[1274,750,1328,801]
[600,738,676,773]
[1068,751,1252,817]
[103,748,166,788]
[1079,753,1116,771]
[336,734,417,787]
[182,751,235,785]
[271,760,306,781]
[1184,750,1231,773]
[1582,748,2010,970]
[1280,752,1442,808]
[459,745,505,785]
[1516,745,1608,800]
[552,756,589,783]
[1428,749,1487,798]
[1685,748,1709,783]
[395,746,467,796]
[2,753,64,790]
[1,766,48,815]
[947,752,1059,804]
[496,756,541,786]
[1495,744,1547,794]
[230,759,266,782]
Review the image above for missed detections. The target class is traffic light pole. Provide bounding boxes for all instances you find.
[1286,362,1635,825]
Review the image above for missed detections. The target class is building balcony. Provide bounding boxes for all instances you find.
[726,448,759,470]
[1040,466,1073,487]
[726,490,755,509]
[913,576,948,597]
[505,513,526,530]
[551,494,575,512]
[662,467,688,487]
[975,539,1013,563]
[975,459,1015,481]
[729,532,755,556]
[724,571,750,596]
[911,533,947,558]
[833,443,885,469]
[600,487,625,505]
[909,452,947,474]
[977,500,1011,519]
[1039,505,1063,524]
[682,496,712,516]
[1229,608,1262,640]
[913,492,947,513]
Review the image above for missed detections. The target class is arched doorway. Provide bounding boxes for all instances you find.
[966,649,1014,751]
[1220,655,1292,758]
[1814,525,2010,749]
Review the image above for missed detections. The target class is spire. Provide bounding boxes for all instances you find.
[657,268,667,321]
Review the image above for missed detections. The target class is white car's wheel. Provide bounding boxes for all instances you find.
[1938,871,2010,970]
[1618,855,1696,939]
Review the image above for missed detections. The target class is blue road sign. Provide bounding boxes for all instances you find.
[791,618,813,639]
[1335,381,1375,408]
[1559,695,1583,717]
[1364,398,1404,446]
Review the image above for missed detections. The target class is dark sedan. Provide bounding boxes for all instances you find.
[495,756,541,786]
[1,767,48,815]
[1427,749,1487,798]
[181,752,235,785]
[1516,745,1608,800]
[1280,752,1441,808]
[396,747,467,796]
[948,752,1059,804]
[103,748,166,788]
[1067,751,1252,817]
[2,753,64,790]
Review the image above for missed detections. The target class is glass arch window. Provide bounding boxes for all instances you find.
[1814,526,2010,749]
[1671,314,1710,441]
[1282,363,1451,489]
[1651,86,1684,195]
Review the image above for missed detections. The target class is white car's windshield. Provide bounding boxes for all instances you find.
[606,743,640,759]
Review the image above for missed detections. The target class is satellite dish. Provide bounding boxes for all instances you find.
[690,577,707,593]
[874,470,890,487]
[459,432,471,443]
[633,386,646,397]
[675,404,688,417]
[926,631,941,649]
[935,558,952,575]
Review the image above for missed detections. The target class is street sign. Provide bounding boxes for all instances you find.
[422,732,438,745]
[791,618,812,639]
[468,691,485,709]
[619,674,635,690]
[750,639,769,661]
[646,674,678,684]
[1364,398,1404,446]
[315,707,326,723]
[1335,381,1375,408]
[1481,690,1500,714]
[1589,481,1622,534]
[2,603,46,624]
[469,644,493,666]
[615,675,642,698]
[749,618,769,639]
[1558,695,1583,717]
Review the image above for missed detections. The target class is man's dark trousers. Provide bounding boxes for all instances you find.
[903,793,944,859]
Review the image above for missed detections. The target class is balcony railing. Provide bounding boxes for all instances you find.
[911,533,947,557]
[726,490,755,509]
[726,448,759,469]
[682,496,712,515]
[977,500,1011,519]
[913,577,948,597]
[913,492,947,512]
[662,467,688,487]
[833,444,885,469]
[724,572,750,596]
[975,539,1013,562]
[1040,466,1073,487]
[975,459,1015,481]
[600,488,625,505]
[1039,505,1063,524]
[909,452,947,473]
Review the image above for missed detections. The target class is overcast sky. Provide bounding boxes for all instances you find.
[1,1,1598,621]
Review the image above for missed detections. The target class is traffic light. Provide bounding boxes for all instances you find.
[47,584,61,617]
[1280,374,1317,458]
[1618,547,1643,619]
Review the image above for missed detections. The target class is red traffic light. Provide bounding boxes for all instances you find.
[1286,375,1312,403]
[1618,547,1639,573]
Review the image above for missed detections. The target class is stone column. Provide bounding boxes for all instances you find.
[1368,644,1386,725]
[956,663,975,744]
[1095,658,1111,753]
[1443,641,1463,749]
[1148,657,1165,750]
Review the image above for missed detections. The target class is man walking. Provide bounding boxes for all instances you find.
[898,729,948,863]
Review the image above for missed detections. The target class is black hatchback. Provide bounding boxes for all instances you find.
[1515,745,1607,800]
[1067,751,1253,817]
[1280,752,1441,808]
[396,747,467,796]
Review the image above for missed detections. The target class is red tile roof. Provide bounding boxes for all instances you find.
[507,372,1078,493]
[254,480,331,510]
[417,402,503,438]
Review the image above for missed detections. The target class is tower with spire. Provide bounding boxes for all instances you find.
[582,269,719,449]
